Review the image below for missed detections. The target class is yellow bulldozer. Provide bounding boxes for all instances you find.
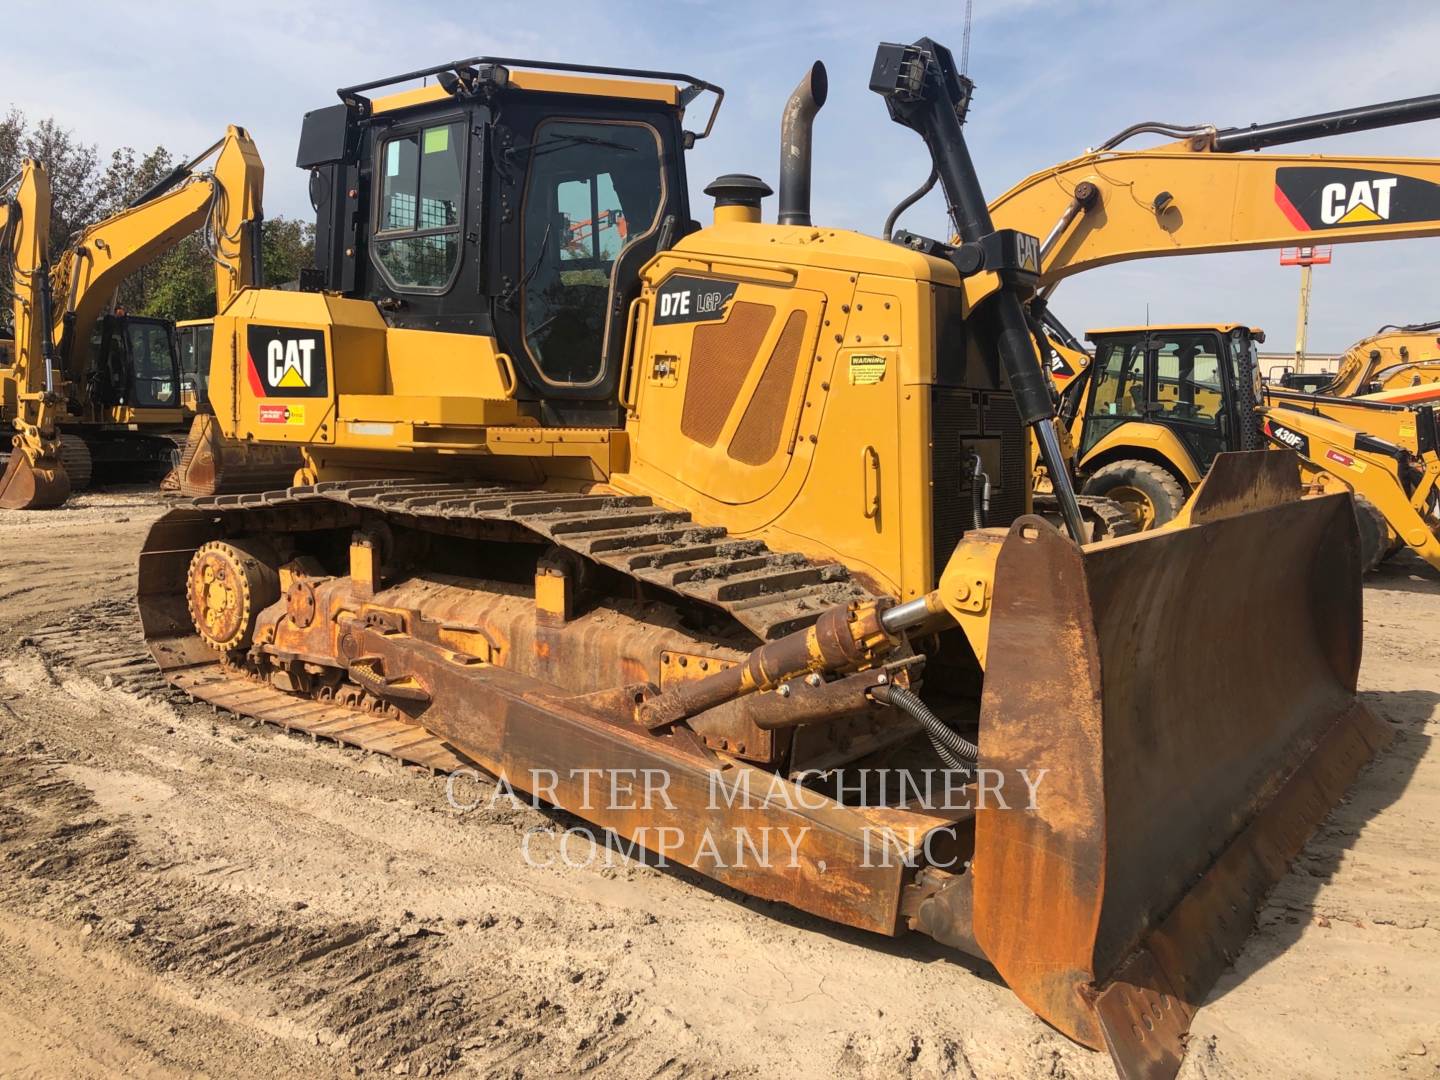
[0,126,297,508]
[137,40,1388,1078]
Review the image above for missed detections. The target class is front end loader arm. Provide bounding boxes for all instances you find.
[0,159,69,509]
[988,92,1440,286]
[50,125,264,380]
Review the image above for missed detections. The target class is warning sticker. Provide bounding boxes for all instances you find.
[848,354,887,385]
[259,403,306,426]
[1326,447,1366,473]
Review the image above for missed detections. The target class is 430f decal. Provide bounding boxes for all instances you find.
[1263,417,1310,456]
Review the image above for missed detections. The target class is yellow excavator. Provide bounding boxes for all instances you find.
[137,40,1385,1078]
[1,126,296,507]
[965,89,1440,561]
[0,159,70,507]
[1286,319,1440,398]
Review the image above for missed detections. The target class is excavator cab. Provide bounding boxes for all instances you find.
[88,314,183,411]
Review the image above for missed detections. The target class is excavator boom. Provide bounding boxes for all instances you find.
[987,94,1440,286]
[1,125,281,507]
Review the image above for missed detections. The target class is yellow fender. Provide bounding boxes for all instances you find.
[1076,421,1203,487]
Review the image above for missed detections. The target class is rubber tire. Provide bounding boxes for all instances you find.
[58,435,93,492]
[1081,460,1186,530]
[1352,493,1390,573]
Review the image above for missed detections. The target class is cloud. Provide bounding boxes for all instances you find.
[6,0,1439,350]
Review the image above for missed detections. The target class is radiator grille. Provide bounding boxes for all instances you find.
[681,302,774,447]
[931,387,1026,579]
[728,310,807,465]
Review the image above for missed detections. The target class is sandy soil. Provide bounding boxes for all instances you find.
[0,490,1436,1079]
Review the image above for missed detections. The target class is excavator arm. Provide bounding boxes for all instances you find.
[0,159,69,509]
[50,124,263,386]
[986,93,1440,287]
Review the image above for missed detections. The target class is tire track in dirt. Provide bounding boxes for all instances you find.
[0,750,661,1077]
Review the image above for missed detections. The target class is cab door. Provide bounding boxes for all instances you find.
[1147,331,1231,470]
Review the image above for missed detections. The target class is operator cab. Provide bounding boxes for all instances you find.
[1070,324,1264,471]
[88,314,182,412]
[175,319,213,412]
[297,58,721,425]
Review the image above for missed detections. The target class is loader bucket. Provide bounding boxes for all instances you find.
[970,452,1388,1077]
[167,414,302,497]
[0,449,70,509]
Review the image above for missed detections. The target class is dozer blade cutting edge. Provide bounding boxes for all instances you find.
[975,452,1388,1076]
[135,452,1386,1080]
[0,450,70,509]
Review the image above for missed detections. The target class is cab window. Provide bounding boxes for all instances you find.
[520,120,663,386]
[125,321,178,408]
[373,120,465,291]
[1153,334,1222,422]
[1089,339,1146,418]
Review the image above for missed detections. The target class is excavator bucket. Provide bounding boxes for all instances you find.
[166,414,302,498]
[971,452,1388,1078]
[0,449,70,509]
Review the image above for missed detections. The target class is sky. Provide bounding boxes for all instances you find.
[7,0,1440,352]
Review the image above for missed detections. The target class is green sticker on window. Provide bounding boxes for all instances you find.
[423,126,450,154]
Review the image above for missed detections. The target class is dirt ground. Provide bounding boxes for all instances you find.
[0,490,1437,1080]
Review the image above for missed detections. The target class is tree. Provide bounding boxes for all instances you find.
[135,217,316,322]
[1,105,315,328]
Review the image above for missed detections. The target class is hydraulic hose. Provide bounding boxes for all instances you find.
[968,452,990,530]
[876,684,979,769]
[883,166,938,240]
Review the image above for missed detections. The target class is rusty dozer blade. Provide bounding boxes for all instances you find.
[970,452,1388,1079]
[166,414,302,497]
[0,448,70,509]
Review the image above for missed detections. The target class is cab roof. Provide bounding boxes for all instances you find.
[372,71,681,114]
[340,56,722,137]
[1086,323,1263,337]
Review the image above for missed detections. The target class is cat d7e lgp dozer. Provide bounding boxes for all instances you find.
[139,40,1384,1078]
[0,126,297,508]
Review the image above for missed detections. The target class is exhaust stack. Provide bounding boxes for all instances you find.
[778,61,827,226]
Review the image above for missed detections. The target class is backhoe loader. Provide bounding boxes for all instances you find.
[0,126,296,507]
[968,88,1440,558]
[1062,322,1440,569]
[137,40,1384,1079]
